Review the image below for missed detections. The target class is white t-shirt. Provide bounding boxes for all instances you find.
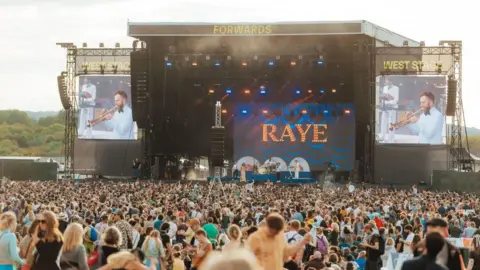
[284,231,304,245]
[403,233,415,254]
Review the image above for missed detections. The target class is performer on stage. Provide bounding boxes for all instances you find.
[240,163,246,182]
[78,78,97,136]
[289,160,301,179]
[103,91,135,139]
[407,92,444,144]
[379,78,399,142]
[232,163,239,179]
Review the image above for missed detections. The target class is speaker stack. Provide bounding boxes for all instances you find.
[210,127,225,167]
[446,77,457,116]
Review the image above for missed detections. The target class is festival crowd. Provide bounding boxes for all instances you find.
[0,179,480,270]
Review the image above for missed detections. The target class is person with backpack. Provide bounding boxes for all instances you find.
[284,220,304,266]
[314,226,329,256]
[360,224,384,270]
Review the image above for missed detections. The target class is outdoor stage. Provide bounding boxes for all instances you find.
[63,20,466,185]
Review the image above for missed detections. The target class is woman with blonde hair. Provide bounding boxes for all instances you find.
[60,223,89,270]
[0,211,25,270]
[98,250,155,270]
[200,248,262,270]
[31,210,63,270]
[141,230,165,270]
[223,224,243,251]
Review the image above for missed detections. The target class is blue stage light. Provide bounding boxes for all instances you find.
[317,60,324,66]
[241,109,248,114]
[215,61,221,67]
[268,61,275,67]
[225,88,232,94]
[165,61,173,67]
[320,89,325,94]
[260,90,267,94]
[295,90,301,94]
[324,110,329,114]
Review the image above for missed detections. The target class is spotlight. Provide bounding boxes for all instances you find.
[208,89,215,94]
[301,109,307,114]
[241,109,248,114]
[268,60,275,67]
[244,89,251,94]
[345,109,351,114]
[260,89,267,95]
[225,88,232,94]
[323,110,329,114]
[115,42,120,48]
[215,61,221,67]
[317,60,324,66]
[290,61,297,66]
[82,43,87,48]
[332,88,337,93]
[192,62,198,66]
[241,61,248,67]
[99,43,104,48]
[295,89,301,94]
[165,61,173,67]
[112,64,118,74]
[221,109,227,114]
[307,89,313,94]
[262,109,268,114]
[320,89,325,94]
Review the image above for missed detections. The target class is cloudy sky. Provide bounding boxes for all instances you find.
[0,0,476,126]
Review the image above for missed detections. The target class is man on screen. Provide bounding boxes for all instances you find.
[78,78,97,136]
[379,78,399,142]
[407,92,444,144]
[103,91,135,140]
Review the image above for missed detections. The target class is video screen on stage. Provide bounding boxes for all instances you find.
[233,103,355,171]
[375,75,447,144]
[77,75,137,140]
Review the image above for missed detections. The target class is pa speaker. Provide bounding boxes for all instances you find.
[446,78,457,116]
[131,50,149,128]
[211,127,225,167]
[57,75,71,110]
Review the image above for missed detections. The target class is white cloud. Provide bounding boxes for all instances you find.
[0,0,477,128]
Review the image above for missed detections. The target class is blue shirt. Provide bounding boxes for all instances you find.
[0,229,24,265]
[408,107,444,144]
[153,220,163,231]
[104,105,135,140]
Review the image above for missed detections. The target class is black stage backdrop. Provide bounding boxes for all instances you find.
[374,144,448,185]
[74,139,141,177]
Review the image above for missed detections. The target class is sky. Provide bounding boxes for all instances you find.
[0,0,477,127]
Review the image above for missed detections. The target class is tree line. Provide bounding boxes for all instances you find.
[0,110,65,156]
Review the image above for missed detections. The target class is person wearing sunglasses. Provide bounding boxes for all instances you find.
[31,211,63,270]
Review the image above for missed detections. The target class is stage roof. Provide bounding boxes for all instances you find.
[127,20,419,47]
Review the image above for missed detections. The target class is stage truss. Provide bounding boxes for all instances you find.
[57,44,134,179]
[375,43,472,171]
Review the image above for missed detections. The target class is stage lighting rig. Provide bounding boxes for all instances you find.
[435,63,442,74]
[115,42,120,48]
[82,43,87,48]
[112,64,118,74]
[99,43,104,48]
[82,64,88,74]
[100,64,105,75]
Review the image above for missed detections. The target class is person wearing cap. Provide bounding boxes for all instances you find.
[304,251,326,270]
[185,218,201,247]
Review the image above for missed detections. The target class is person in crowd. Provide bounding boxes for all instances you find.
[361,223,381,270]
[31,210,63,270]
[0,212,25,269]
[98,250,155,270]
[192,229,213,270]
[247,213,311,270]
[60,223,89,270]
[201,248,262,270]
[141,230,165,270]
[401,232,446,270]
[171,244,186,270]
[19,219,40,270]
[223,224,243,251]
[99,226,122,267]
[114,210,133,250]
[202,217,219,248]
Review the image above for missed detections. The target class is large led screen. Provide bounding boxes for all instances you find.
[233,103,355,171]
[375,75,447,144]
[77,75,137,140]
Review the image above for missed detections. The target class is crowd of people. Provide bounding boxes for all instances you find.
[0,179,479,270]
